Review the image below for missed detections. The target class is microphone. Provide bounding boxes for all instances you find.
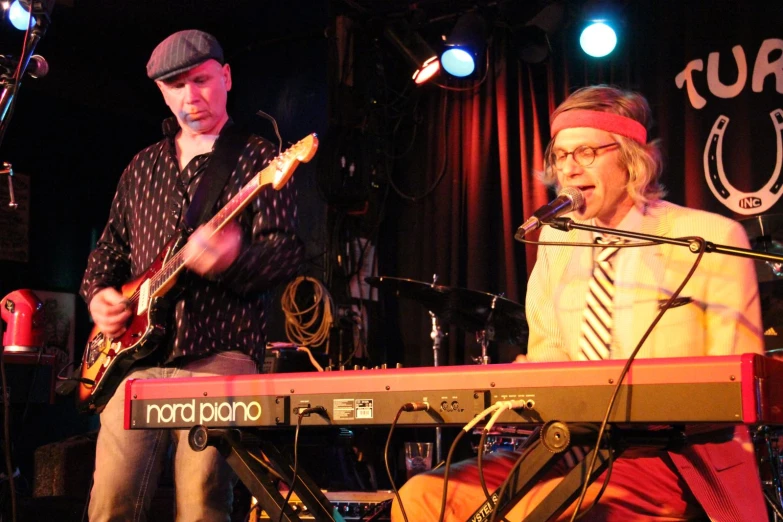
[0,54,49,79]
[515,187,584,240]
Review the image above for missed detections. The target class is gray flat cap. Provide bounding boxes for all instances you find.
[146,29,224,81]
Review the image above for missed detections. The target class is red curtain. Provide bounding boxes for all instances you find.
[384,34,562,366]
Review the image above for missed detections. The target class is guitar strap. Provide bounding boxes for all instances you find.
[183,121,252,231]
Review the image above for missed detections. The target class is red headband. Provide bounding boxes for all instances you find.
[550,109,647,144]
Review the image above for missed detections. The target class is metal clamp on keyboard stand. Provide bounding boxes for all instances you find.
[188,425,337,522]
[468,422,687,522]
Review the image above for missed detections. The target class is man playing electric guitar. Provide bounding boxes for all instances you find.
[79,30,304,521]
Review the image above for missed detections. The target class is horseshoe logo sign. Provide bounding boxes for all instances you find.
[703,109,783,215]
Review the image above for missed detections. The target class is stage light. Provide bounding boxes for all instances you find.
[510,1,564,64]
[412,56,440,84]
[384,19,441,85]
[441,48,475,77]
[579,21,617,57]
[8,0,32,30]
[441,11,486,78]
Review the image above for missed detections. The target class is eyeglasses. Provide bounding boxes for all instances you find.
[550,142,619,169]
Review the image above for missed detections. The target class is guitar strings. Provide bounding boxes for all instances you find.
[120,144,296,313]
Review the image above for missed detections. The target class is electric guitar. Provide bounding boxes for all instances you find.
[76,134,318,413]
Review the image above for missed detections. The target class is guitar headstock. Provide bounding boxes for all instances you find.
[267,133,319,190]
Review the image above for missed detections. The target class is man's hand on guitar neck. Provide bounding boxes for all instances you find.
[183,221,242,278]
[90,287,133,339]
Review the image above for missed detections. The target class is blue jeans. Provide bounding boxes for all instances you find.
[88,351,258,522]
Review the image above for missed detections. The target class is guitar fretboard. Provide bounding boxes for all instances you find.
[147,174,265,297]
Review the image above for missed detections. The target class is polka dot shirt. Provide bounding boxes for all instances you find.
[80,118,304,365]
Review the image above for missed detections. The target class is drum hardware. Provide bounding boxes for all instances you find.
[753,425,783,520]
[367,275,527,465]
[740,214,783,283]
[472,294,502,365]
[739,214,783,356]
[429,311,445,364]
[364,276,527,348]
[428,275,445,464]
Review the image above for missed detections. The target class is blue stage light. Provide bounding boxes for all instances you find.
[8,0,32,30]
[441,48,475,77]
[440,11,486,79]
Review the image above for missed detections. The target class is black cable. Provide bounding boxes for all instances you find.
[383,407,408,522]
[243,503,260,522]
[247,450,286,482]
[574,443,614,521]
[482,421,606,522]
[364,498,393,521]
[0,350,17,522]
[568,237,708,522]
[21,349,43,425]
[386,89,449,202]
[256,110,284,154]
[477,429,492,501]
[275,406,326,522]
[486,443,538,522]
[436,429,466,522]
[243,453,286,522]
[338,181,390,366]
[471,424,513,522]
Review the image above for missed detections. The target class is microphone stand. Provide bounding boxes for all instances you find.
[0,163,17,209]
[547,217,783,264]
[0,10,51,148]
[0,7,52,522]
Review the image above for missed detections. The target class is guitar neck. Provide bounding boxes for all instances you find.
[147,165,278,297]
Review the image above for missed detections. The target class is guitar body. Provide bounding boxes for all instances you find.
[76,238,182,413]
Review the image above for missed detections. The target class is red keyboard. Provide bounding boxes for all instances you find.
[124,353,783,430]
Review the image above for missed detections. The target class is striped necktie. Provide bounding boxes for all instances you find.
[579,237,622,360]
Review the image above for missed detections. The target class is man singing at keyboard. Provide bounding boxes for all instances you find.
[392,85,767,521]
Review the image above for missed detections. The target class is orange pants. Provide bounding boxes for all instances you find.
[391,449,707,521]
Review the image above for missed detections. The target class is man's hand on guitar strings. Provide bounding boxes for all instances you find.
[183,221,242,278]
[89,287,132,338]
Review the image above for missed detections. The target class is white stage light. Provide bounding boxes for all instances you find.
[579,21,617,58]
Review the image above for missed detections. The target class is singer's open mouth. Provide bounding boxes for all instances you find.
[572,186,593,207]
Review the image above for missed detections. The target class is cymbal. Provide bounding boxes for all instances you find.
[740,214,783,240]
[739,214,783,282]
[760,279,783,352]
[366,276,527,345]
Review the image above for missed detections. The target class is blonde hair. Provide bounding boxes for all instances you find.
[541,85,666,204]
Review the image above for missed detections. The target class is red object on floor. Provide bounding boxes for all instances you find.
[1,289,45,350]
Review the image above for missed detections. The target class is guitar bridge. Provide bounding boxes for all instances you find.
[86,333,105,366]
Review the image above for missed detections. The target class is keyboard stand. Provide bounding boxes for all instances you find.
[466,423,685,522]
[188,426,337,522]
